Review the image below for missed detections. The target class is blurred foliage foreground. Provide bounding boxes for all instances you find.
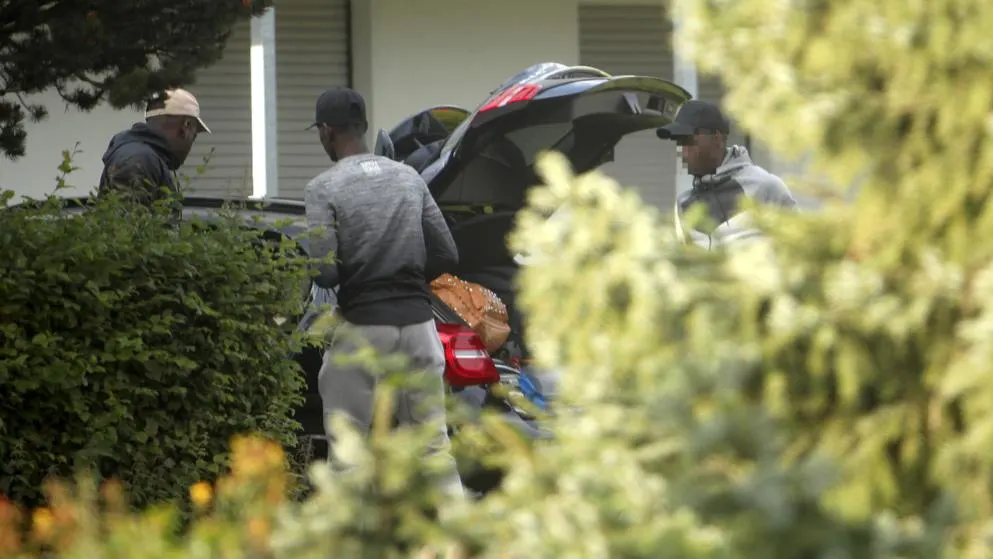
[5,0,993,554]
[4,134,991,556]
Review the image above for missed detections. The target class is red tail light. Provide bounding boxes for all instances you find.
[436,323,500,386]
[479,84,542,113]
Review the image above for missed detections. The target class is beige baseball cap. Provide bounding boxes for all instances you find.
[144,88,211,133]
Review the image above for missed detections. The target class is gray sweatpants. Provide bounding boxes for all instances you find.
[318,319,464,499]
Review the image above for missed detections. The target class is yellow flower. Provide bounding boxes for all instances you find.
[31,507,55,541]
[265,478,287,505]
[246,517,270,548]
[231,435,285,480]
[189,482,213,509]
[0,497,19,524]
[263,443,285,468]
[100,480,125,512]
[216,477,234,499]
[0,498,21,554]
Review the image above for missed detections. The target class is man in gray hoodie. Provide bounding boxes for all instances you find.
[657,100,795,249]
[304,87,463,500]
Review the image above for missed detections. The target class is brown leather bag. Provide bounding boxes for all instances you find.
[430,273,511,353]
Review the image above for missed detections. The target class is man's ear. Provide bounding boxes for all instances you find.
[320,124,335,143]
[181,118,197,138]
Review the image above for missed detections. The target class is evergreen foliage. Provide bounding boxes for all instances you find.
[0,0,270,159]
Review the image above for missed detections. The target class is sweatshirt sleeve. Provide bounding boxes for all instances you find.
[754,171,797,209]
[736,163,798,210]
[419,177,459,280]
[304,176,341,289]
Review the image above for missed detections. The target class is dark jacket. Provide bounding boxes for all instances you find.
[98,123,180,206]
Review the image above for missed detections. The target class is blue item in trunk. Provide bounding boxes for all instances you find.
[517,367,548,411]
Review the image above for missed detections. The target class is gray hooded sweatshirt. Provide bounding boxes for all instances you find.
[674,145,796,249]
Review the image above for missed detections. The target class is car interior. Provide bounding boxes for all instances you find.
[298,67,685,491]
[378,93,673,361]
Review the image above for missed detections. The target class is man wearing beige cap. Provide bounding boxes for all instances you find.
[98,88,210,208]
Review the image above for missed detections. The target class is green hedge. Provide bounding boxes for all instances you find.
[0,189,308,510]
[3,0,993,552]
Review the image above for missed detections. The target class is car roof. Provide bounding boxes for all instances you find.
[11,195,313,249]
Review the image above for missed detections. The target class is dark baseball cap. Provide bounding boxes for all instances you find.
[656,100,730,140]
[307,86,367,130]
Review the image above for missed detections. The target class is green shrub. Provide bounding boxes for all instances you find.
[0,154,947,558]
[0,174,308,511]
[670,0,993,543]
[3,0,992,552]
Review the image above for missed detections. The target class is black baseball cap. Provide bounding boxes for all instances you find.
[656,100,730,140]
[307,86,367,130]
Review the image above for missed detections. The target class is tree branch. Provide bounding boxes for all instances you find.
[0,0,273,158]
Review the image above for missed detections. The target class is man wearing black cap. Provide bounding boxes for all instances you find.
[303,87,463,499]
[657,100,796,249]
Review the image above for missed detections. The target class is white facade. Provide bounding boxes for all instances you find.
[0,89,143,199]
[0,0,793,208]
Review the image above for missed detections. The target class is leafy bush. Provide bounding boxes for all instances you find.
[0,140,967,556]
[0,175,308,511]
[1,0,991,552]
[0,417,472,558]
[673,0,993,535]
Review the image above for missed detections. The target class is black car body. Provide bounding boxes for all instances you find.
[377,61,691,362]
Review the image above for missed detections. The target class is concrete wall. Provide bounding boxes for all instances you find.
[2,0,817,203]
[0,91,142,199]
[351,0,581,137]
[3,0,581,200]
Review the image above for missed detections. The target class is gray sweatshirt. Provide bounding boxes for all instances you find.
[674,145,796,249]
[304,153,458,326]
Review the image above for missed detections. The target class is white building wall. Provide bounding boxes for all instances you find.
[2,0,817,203]
[0,91,141,199]
[181,21,254,198]
[5,0,581,201]
[578,3,679,209]
[274,0,350,198]
[351,0,581,138]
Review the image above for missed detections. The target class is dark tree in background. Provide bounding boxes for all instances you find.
[0,0,271,159]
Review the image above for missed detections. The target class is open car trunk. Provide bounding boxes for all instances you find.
[387,106,471,169]
[383,65,691,357]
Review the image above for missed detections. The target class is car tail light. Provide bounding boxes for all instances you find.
[479,84,542,113]
[436,323,500,386]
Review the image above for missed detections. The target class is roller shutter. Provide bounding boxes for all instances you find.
[578,4,677,210]
[275,0,350,199]
[181,21,254,198]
